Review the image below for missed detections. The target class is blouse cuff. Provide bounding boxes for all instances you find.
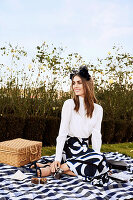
[91,128,102,153]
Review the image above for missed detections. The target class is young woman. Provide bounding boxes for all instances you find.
[33,66,109,185]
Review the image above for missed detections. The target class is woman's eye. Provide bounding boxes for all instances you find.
[72,81,82,85]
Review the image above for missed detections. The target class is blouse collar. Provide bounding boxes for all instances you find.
[78,96,86,116]
[79,96,84,104]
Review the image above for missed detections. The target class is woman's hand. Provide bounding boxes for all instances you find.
[50,161,61,173]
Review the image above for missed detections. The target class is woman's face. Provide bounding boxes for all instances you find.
[72,75,84,97]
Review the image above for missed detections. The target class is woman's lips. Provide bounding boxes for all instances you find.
[74,89,80,92]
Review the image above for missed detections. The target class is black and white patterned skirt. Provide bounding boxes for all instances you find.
[62,136,109,185]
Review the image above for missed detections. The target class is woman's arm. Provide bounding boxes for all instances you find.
[91,105,103,153]
[54,99,72,162]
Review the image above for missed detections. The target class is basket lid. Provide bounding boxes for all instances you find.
[0,138,42,151]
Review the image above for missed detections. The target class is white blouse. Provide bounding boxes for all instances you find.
[55,96,103,162]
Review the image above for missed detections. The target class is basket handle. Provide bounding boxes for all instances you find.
[30,145,38,155]
[29,145,40,162]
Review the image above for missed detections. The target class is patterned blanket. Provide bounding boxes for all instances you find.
[0,152,133,200]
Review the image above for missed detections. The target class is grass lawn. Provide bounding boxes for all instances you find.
[42,142,133,158]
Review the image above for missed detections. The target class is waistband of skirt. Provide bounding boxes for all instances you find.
[67,135,88,141]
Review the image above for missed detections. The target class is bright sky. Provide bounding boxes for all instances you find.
[0,0,133,63]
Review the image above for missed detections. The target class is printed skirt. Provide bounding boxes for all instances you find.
[62,136,109,185]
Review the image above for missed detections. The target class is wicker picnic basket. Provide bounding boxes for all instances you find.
[0,138,42,167]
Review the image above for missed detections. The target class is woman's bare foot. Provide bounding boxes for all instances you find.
[37,166,51,177]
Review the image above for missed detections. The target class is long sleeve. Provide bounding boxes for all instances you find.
[91,105,103,153]
[55,99,72,162]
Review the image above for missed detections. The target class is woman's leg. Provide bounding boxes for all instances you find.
[60,163,76,176]
[37,163,76,177]
[30,162,51,169]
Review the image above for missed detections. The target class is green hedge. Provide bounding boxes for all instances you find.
[0,115,132,145]
[43,116,60,146]
[0,115,25,142]
[23,115,45,142]
[102,120,133,144]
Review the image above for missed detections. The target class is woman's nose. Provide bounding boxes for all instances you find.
[74,82,78,87]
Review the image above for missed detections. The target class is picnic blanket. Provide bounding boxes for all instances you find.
[0,152,133,200]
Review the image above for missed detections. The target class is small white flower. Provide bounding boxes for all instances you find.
[108,79,114,84]
[28,64,32,70]
[40,65,44,70]
[6,67,10,71]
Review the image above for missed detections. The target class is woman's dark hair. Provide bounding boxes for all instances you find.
[71,74,97,118]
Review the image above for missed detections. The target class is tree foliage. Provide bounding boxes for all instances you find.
[0,42,132,120]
